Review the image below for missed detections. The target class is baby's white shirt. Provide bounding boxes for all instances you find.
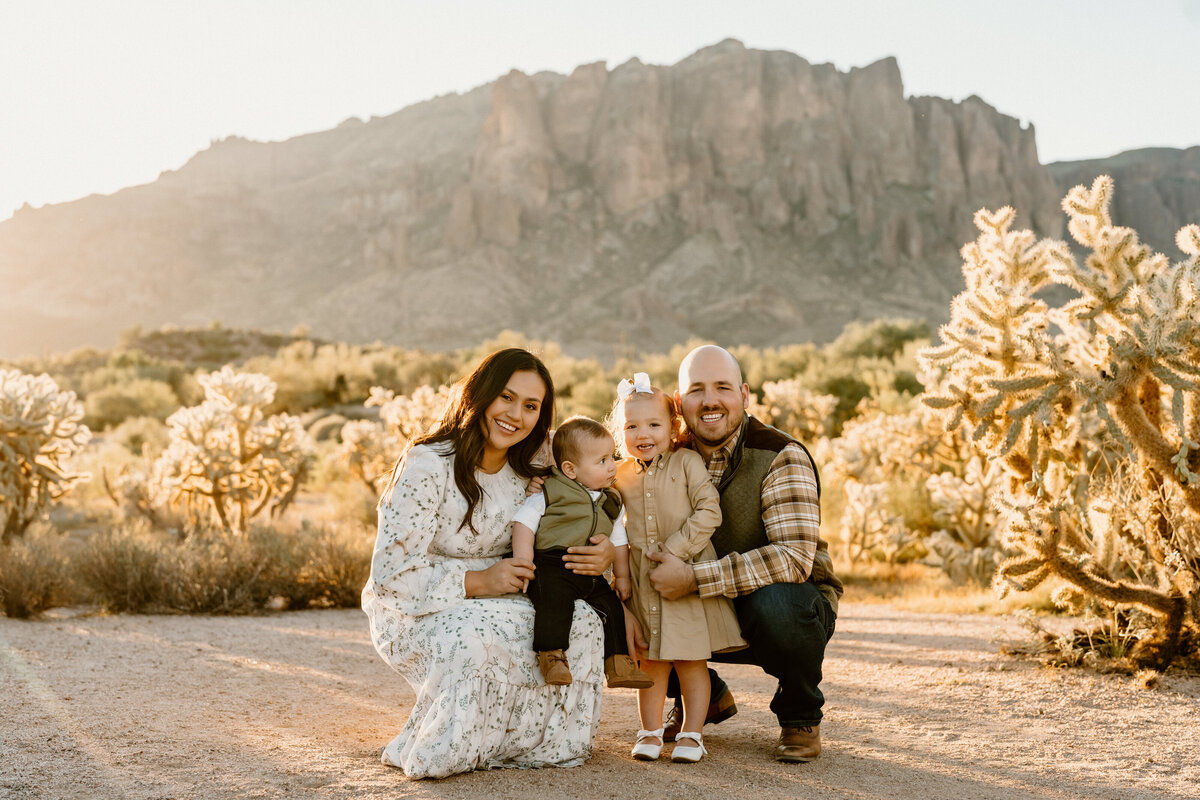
[513,490,628,547]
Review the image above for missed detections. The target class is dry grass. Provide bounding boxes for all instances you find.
[839,561,1060,615]
[0,527,75,618]
[58,519,373,616]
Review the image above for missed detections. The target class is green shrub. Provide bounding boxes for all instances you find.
[84,379,180,430]
[108,416,170,455]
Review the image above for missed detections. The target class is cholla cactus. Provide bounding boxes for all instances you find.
[154,367,312,533]
[340,419,402,493]
[370,384,452,441]
[827,396,1002,577]
[750,380,838,442]
[339,384,451,492]
[0,370,91,542]
[924,456,1003,584]
[920,176,1200,664]
[839,480,909,565]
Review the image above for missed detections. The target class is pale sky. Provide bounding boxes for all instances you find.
[3,0,1199,221]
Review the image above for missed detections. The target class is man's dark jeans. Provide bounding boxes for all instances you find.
[668,581,835,727]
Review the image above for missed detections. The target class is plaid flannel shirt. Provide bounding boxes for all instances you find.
[692,425,821,598]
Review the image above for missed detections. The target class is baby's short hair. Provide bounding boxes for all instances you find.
[552,416,612,466]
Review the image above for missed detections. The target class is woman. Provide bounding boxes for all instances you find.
[362,348,615,778]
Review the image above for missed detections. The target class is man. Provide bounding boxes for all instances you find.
[646,345,843,762]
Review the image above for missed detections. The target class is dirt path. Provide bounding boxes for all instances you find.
[2,603,1196,800]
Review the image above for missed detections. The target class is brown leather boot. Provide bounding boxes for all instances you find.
[776,725,821,762]
[603,655,654,689]
[537,650,572,685]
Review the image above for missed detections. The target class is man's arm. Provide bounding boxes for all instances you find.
[692,443,819,598]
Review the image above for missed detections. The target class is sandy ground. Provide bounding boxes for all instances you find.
[1,602,1197,800]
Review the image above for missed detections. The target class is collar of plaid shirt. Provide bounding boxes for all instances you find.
[701,415,746,486]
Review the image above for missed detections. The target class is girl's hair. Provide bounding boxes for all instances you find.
[383,348,555,533]
[606,384,683,459]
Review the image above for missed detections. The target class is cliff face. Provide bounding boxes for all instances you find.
[0,39,1064,359]
[1050,147,1200,258]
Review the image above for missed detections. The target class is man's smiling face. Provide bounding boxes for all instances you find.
[676,346,749,452]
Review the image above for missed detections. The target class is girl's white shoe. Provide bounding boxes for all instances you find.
[671,731,706,763]
[631,728,665,761]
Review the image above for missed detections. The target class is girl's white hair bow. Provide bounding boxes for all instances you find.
[617,372,653,400]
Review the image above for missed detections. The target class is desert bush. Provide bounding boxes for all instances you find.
[268,522,373,609]
[108,416,170,456]
[920,176,1200,667]
[154,367,313,533]
[75,520,370,613]
[161,528,277,613]
[749,380,839,442]
[75,525,166,612]
[83,378,180,429]
[1,369,91,542]
[0,528,74,617]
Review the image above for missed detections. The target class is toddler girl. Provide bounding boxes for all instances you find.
[609,373,745,764]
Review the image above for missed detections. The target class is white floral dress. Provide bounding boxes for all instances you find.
[361,443,604,779]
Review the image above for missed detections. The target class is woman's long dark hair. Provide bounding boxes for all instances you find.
[384,348,555,534]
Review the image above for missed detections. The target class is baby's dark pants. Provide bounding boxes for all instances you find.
[527,549,627,658]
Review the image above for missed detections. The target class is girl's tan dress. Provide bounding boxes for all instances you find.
[616,448,746,661]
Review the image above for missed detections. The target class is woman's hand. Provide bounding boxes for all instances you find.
[524,474,545,497]
[465,557,536,598]
[563,535,615,576]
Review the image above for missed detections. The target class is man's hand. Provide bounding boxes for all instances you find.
[646,549,698,599]
[563,535,615,575]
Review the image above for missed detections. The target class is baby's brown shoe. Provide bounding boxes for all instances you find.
[537,650,572,685]
[603,654,654,689]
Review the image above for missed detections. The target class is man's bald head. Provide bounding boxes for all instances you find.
[678,345,743,391]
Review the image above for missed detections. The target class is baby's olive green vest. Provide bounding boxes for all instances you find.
[535,468,622,551]
[709,415,844,614]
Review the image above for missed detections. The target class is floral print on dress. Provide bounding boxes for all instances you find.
[362,444,604,779]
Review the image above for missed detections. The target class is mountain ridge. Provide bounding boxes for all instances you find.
[2,40,1191,360]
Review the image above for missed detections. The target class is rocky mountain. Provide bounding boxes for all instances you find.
[1,39,1066,360]
[1050,147,1200,258]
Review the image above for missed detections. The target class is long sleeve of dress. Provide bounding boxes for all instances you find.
[367,445,471,618]
[661,449,723,561]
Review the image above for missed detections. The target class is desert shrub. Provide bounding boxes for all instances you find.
[74,521,370,613]
[0,528,74,618]
[155,367,313,533]
[920,176,1200,667]
[75,525,166,612]
[749,380,839,442]
[1,369,91,542]
[269,523,372,609]
[827,318,932,362]
[161,528,277,613]
[83,379,180,429]
[108,416,170,456]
